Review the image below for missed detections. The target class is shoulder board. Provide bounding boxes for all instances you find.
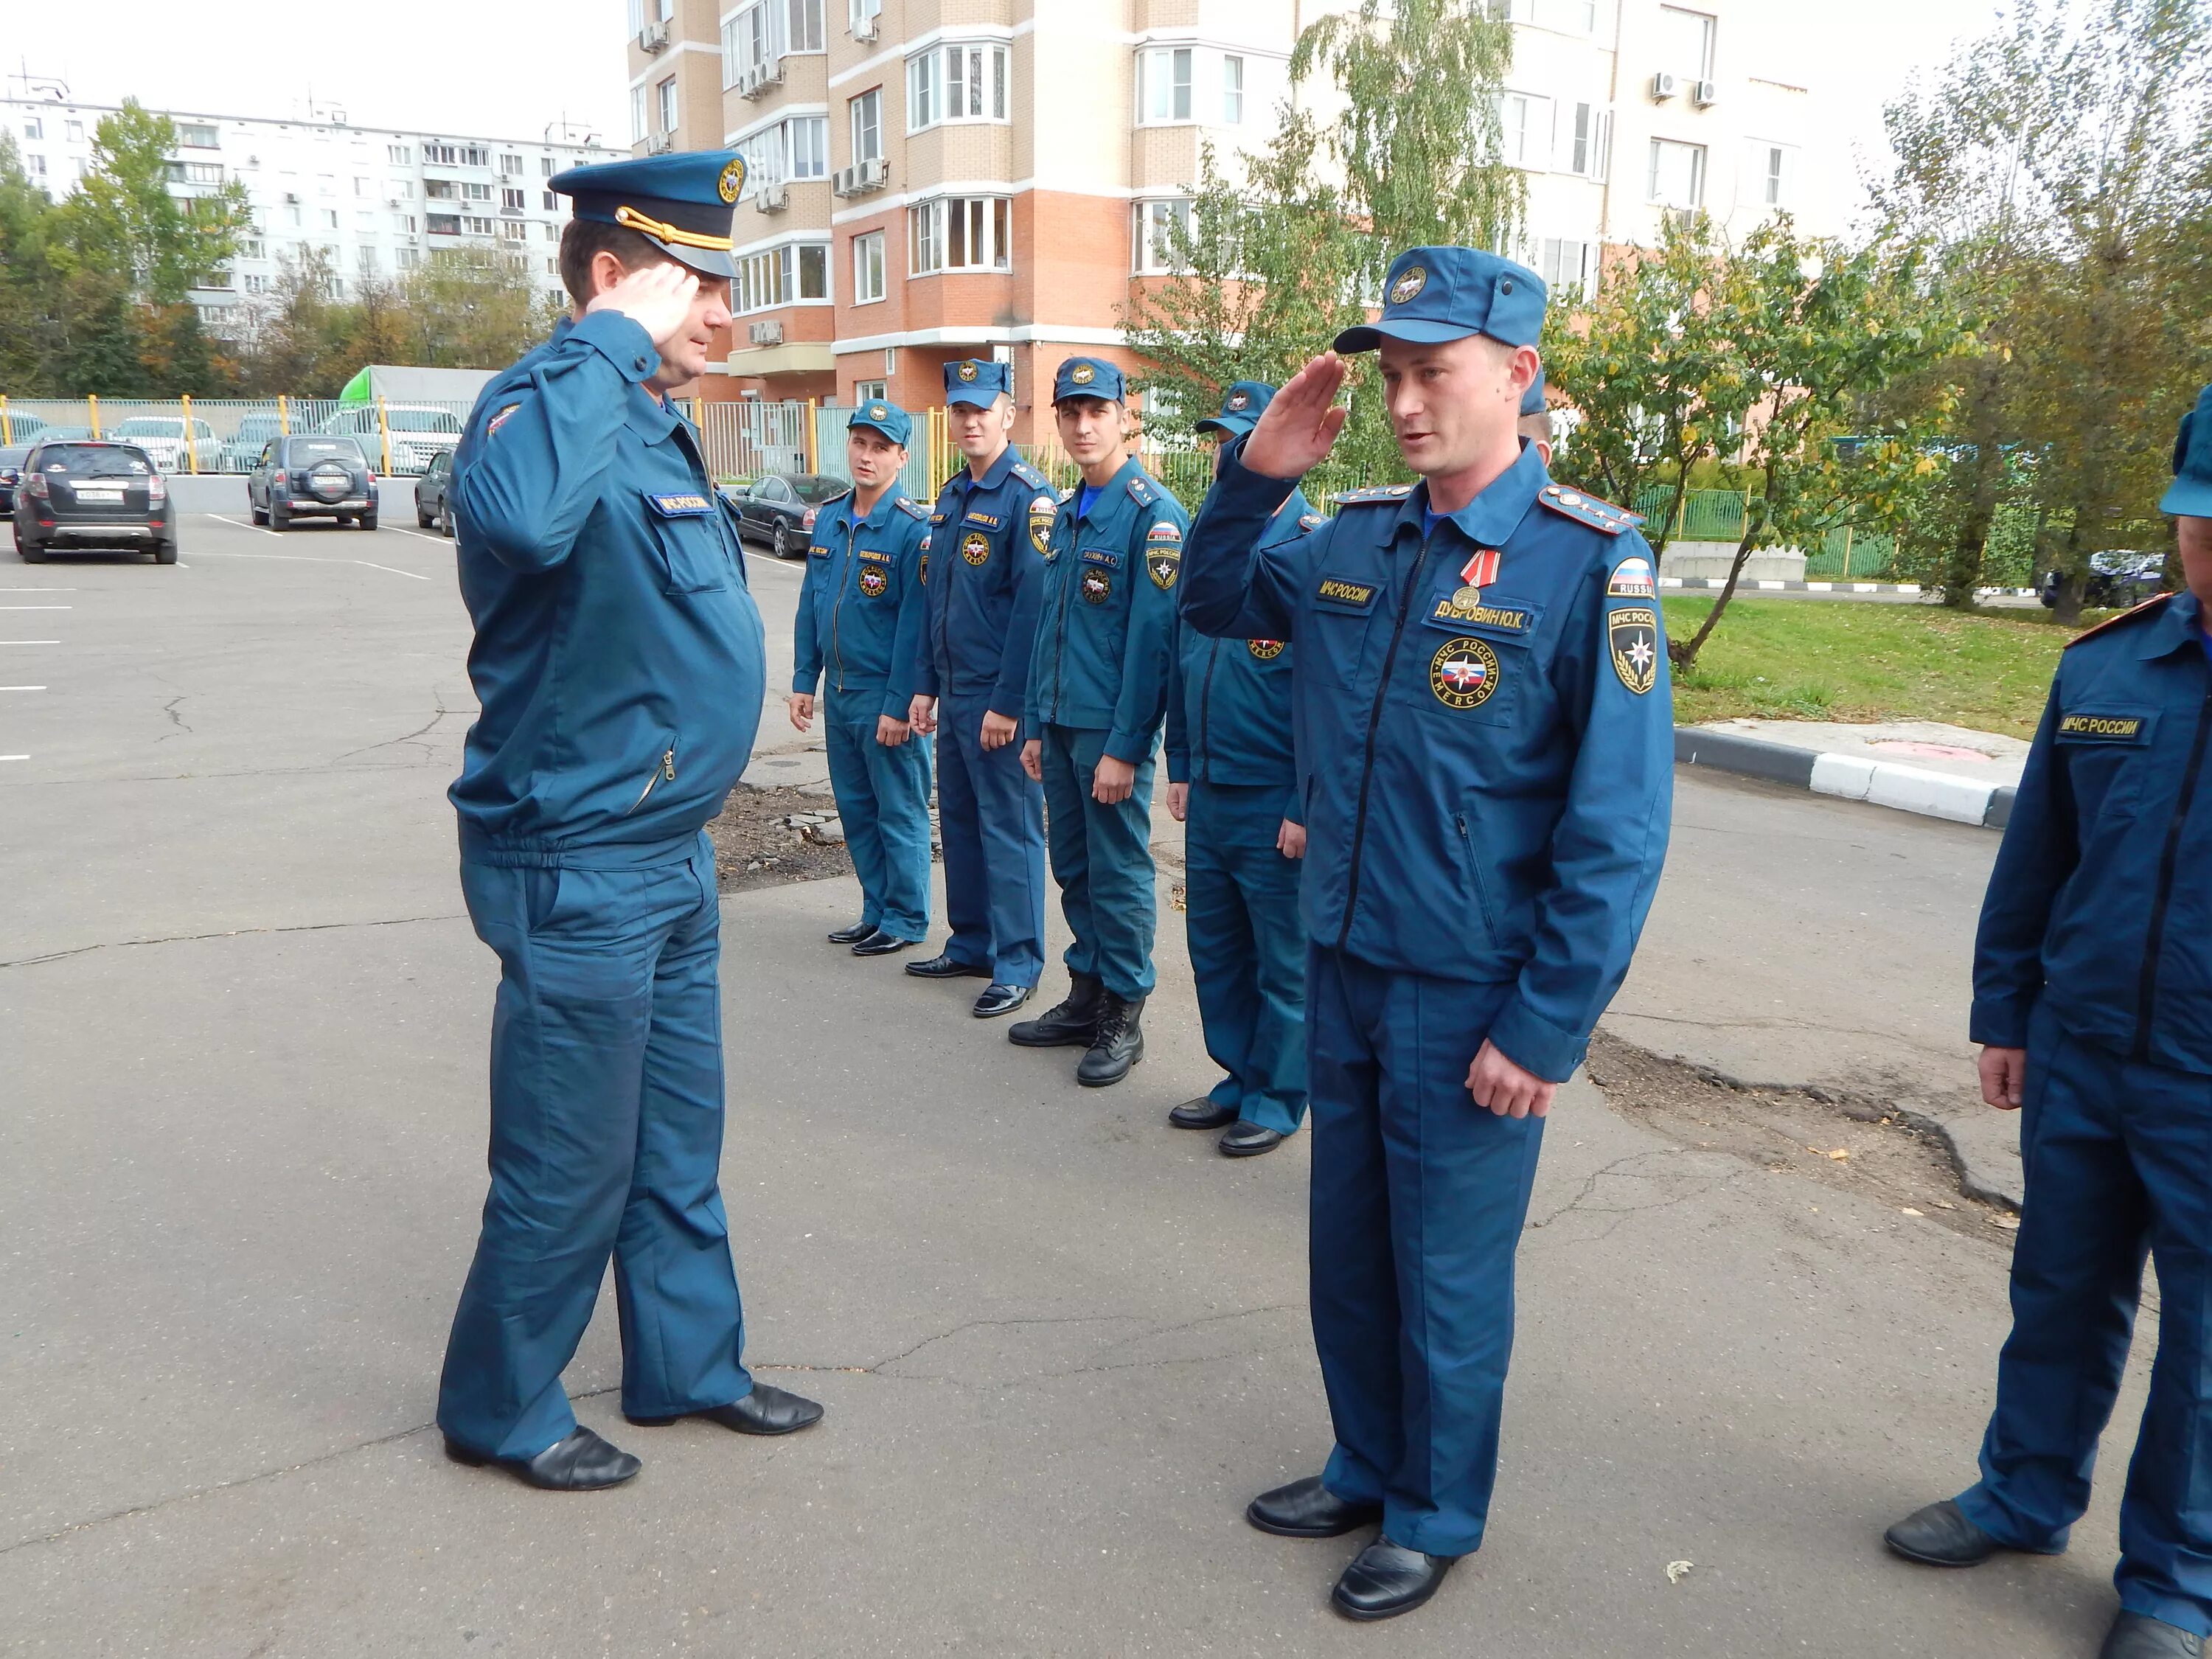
[1333,484,1416,507]
[1126,474,1158,507]
[1537,483,1641,535]
[1058,487,1077,504]
[893,495,926,521]
[1010,460,1050,490]
[2066,590,2174,649]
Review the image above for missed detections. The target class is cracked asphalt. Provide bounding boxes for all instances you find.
[0,514,2152,1655]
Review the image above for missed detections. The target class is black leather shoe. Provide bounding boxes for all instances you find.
[1169,1097,1239,1130]
[1076,993,1144,1086]
[444,1425,641,1491]
[827,921,875,945]
[1884,1500,2002,1568]
[852,931,919,957]
[905,950,994,979]
[1009,972,1105,1047]
[1332,1538,1456,1621]
[1220,1122,1284,1157]
[1245,1475,1382,1538]
[2103,1614,2206,1658]
[973,983,1032,1018]
[627,1382,823,1436]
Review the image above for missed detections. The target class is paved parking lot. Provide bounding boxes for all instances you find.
[0,512,2149,1656]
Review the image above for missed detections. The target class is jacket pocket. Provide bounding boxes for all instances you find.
[642,498,731,594]
[1455,809,1500,948]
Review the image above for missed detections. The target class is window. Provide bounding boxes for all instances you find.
[908,42,1009,130]
[25,154,45,179]
[854,379,887,404]
[500,153,523,173]
[1647,138,1706,208]
[790,116,828,178]
[1564,102,1611,178]
[498,220,529,241]
[1138,47,1194,123]
[358,246,378,274]
[1755,141,1797,206]
[462,181,493,201]
[852,230,885,302]
[658,76,679,132]
[65,120,83,142]
[543,221,560,241]
[1539,237,1593,299]
[849,88,883,162]
[909,196,1011,274]
[394,179,415,197]
[23,117,42,140]
[1548,0,1599,30]
[1133,199,1192,274]
[425,179,456,199]
[319,208,341,229]
[540,155,555,176]
[240,237,265,258]
[463,215,496,234]
[394,213,417,233]
[543,189,559,209]
[243,274,269,294]
[1222,55,1245,123]
[851,0,880,29]
[177,122,218,148]
[631,86,647,142]
[733,241,832,313]
[1660,7,1716,79]
[397,247,420,270]
[356,209,376,229]
[166,161,225,184]
[389,144,412,164]
[318,174,335,194]
[1499,92,1553,168]
[284,203,302,227]
[1497,0,1537,18]
[501,187,525,210]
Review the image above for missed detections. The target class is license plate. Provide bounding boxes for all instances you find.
[75,485,125,497]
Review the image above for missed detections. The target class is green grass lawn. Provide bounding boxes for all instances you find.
[1661,597,2112,738]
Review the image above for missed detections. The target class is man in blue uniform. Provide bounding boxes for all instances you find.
[439,151,821,1492]
[905,360,1052,1020]
[1883,385,2212,1659]
[787,400,932,956]
[1164,381,1318,1157]
[1182,248,1674,1619]
[1013,358,1190,1087]
[1518,372,1554,466]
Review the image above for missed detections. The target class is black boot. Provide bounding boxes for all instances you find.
[1009,972,1105,1048]
[1076,994,1144,1087]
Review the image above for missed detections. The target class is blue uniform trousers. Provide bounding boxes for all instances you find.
[1038,722,1159,999]
[1955,1001,2212,1636]
[1186,782,1307,1135]
[822,690,933,942]
[1307,948,1545,1558]
[439,833,752,1461]
[935,691,1046,987]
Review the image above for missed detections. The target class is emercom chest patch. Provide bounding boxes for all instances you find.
[644,492,714,517]
[1315,577,1379,613]
[2057,712,2154,743]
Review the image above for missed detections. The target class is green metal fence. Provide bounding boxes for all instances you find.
[1627,484,1900,579]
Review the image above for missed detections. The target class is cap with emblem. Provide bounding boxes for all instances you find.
[1335,246,1546,354]
[2161,383,2212,518]
[943,358,1012,409]
[1520,369,1548,420]
[848,398,911,447]
[1052,357,1125,404]
[549,150,748,279]
[1196,380,1276,439]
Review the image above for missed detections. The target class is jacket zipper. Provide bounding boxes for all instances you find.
[2132,680,2212,1058]
[1456,812,1498,943]
[830,514,858,694]
[1196,638,1220,784]
[627,742,678,815]
[1048,515,1073,718]
[1336,532,1434,952]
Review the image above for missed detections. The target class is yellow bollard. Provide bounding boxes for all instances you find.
[375,394,392,476]
[1,397,10,446]
[803,399,818,474]
[278,394,290,436]
[88,394,101,439]
[181,394,199,473]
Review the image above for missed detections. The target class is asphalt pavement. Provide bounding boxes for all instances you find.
[0,513,2149,1657]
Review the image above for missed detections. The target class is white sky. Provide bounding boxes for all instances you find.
[4,0,2000,212]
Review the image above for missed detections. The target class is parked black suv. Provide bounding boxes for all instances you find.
[12,440,178,563]
[2039,551,2166,610]
[248,436,379,530]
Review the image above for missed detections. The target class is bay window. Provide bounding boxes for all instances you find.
[908,41,1009,131]
[734,241,832,314]
[909,196,1011,275]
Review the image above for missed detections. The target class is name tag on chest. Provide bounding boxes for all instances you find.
[644,491,714,518]
[1423,595,1541,639]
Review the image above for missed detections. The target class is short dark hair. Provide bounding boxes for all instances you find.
[557,219,671,307]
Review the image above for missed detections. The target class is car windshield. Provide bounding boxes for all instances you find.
[386,410,462,433]
[44,444,150,479]
[114,419,183,437]
[789,476,847,504]
[291,439,366,462]
[237,417,279,437]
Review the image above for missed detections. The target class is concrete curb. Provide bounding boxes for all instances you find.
[1659,577,2041,597]
[1674,727,2016,830]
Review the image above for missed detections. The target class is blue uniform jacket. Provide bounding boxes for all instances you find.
[793,486,929,719]
[1972,590,2212,1073]
[916,445,1057,713]
[448,310,765,867]
[1166,488,1316,823]
[1027,457,1192,763]
[1181,443,1674,1082]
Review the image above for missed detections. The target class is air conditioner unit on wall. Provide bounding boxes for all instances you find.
[739,60,786,99]
[749,319,784,346]
[1650,72,1679,101]
[757,182,788,212]
[1691,79,1719,107]
[646,132,675,155]
[641,19,671,51]
[831,157,887,197]
[853,20,879,44]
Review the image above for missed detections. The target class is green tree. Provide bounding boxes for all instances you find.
[55,101,251,305]
[0,134,63,394]
[394,248,558,369]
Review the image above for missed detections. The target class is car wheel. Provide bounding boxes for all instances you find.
[416,507,434,528]
[270,501,291,532]
[250,497,268,526]
[360,510,378,532]
[153,539,178,566]
[17,537,44,563]
[773,522,791,559]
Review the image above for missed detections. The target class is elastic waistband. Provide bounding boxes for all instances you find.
[458,822,706,870]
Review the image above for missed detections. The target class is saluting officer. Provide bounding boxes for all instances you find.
[1883,385,2212,1659]
[1164,381,1318,1158]
[905,360,1053,1020]
[787,400,933,956]
[1013,358,1190,1087]
[1182,248,1674,1620]
[440,151,821,1492]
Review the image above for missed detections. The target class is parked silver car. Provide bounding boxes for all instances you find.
[316,405,463,476]
[108,416,226,473]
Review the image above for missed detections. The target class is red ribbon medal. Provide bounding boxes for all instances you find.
[1455,549,1500,608]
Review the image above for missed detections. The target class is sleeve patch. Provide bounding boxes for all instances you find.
[1606,555,1656,597]
[1147,549,1181,590]
[1146,520,1183,543]
[1607,605,1661,694]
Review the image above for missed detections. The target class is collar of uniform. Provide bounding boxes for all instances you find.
[973,444,1020,492]
[1075,455,1145,521]
[2138,588,2207,658]
[824,487,899,535]
[1411,440,1548,549]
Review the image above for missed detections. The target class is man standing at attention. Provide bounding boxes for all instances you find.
[1013,359,1189,1088]
[905,360,1053,1020]
[440,152,820,1492]
[787,400,932,958]
[1181,248,1674,1619]
[1883,384,2212,1659]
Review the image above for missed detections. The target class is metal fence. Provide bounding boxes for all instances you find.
[0,395,476,476]
[1629,484,1899,578]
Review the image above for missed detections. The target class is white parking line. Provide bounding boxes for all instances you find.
[0,686,46,691]
[204,512,280,540]
[186,549,430,580]
[0,588,78,593]
[743,550,802,574]
[1,755,28,762]
[0,605,70,610]
[357,560,431,580]
[0,640,60,646]
[389,527,447,544]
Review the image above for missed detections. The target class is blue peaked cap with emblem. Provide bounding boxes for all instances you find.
[1335,246,1546,354]
[1196,380,1276,439]
[944,358,1011,408]
[1053,357,1126,404]
[2162,383,2212,518]
[549,150,748,279]
[848,398,912,447]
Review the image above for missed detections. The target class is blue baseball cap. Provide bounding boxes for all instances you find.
[549,151,748,279]
[2162,383,2212,518]
[1196,381,1276,439]
[1520,369,1548,420]
[1053,358,1125,404]
[944,358,1011,408]
[848,398,911,447]
[1335,246,1547,354]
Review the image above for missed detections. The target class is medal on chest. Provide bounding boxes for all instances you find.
[1453,548,1500,610]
